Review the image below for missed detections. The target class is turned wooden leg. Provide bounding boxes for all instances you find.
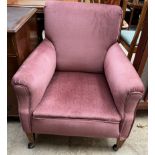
[112,138,126,151]
[26,133,36,149]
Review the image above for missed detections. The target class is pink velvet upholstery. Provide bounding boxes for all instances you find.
[32,72,121,138]
[33,72,121,122]
[104,43,144,138]
[12,39,56,132]
[45,1,122,72]
[12,1,144,146]
[32,117,120,138]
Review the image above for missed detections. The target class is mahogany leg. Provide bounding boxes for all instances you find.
[112,138,126,151]
[26,133,36,149]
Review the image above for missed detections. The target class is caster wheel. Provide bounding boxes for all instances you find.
[28,142,35,149]
[112,144,118,151]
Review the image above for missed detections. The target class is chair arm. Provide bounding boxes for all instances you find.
[104,43,144,138]
[12,39,56,133]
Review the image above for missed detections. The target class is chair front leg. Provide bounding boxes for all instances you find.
[26,133,36,149]
[112,138,126,151]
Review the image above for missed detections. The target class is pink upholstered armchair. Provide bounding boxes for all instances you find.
[12,1,144,151]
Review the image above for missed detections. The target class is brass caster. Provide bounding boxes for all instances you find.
[28,142,35,149]
[112,144,118,151]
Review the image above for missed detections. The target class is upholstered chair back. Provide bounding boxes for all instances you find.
[45,1,122,72]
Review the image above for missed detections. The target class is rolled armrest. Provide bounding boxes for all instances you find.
[12,39,56,132]
[104,43,144,138]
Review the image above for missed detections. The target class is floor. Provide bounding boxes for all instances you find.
[7,111,147,155]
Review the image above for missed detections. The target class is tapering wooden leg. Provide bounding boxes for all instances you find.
[26,133,35,149]
[112,138,126,151]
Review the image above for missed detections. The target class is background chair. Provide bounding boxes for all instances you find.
[12,1,144,151]
[86,0,121,5]
[120,0,148,60]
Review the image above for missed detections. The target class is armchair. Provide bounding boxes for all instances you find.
[12,1,144,151]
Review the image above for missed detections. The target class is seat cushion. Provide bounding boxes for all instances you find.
[32,72,121,138]
[33,72,121,123]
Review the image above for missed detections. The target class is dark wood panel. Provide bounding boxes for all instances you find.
[7,33,18,55]
[133,10,148,74]
[7,7,39,117]
[133,10,148,110]
[7,80,18,116]
[36,12,44,42]
[96,0,120,5]
[15,14,39,64]
[7,56,18,80]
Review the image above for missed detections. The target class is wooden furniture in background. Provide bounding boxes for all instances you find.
[7,0,45,8]
[119,0,147,60]
[7,7,39,116]
[127,0,144,29]
[121,0,128,27]
[7,0,80,8]
[84,0,121,5]
[133,9,148,110]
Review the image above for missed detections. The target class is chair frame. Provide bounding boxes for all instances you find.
[11,1,144,151]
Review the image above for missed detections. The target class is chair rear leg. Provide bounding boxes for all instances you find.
[112,138,126,151]
[26,133,36,149]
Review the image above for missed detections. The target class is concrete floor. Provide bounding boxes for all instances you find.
[7,111,147,155]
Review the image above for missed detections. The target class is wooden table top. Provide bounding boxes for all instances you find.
[7,0,121,8]
[7,7,37,32]
[7,0,79,8]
